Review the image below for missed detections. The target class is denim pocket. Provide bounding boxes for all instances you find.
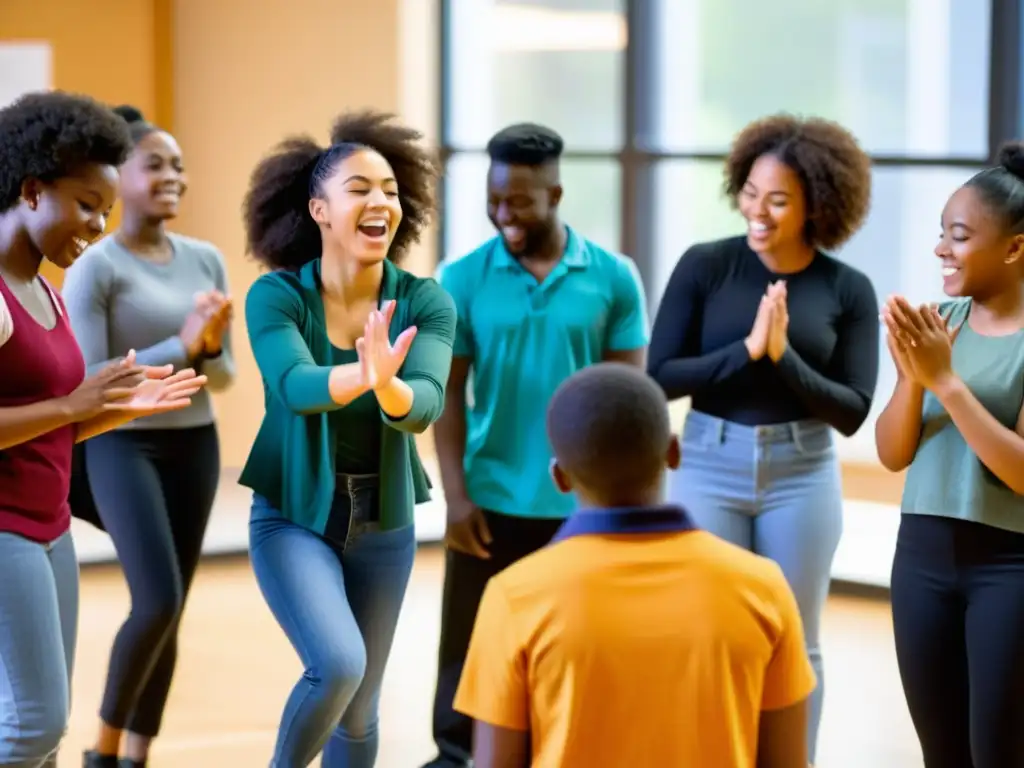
[792,426,835,458]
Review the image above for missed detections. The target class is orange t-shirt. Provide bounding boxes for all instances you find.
[453,508,816,768]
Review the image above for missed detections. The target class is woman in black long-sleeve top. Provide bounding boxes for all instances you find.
[647,114,880,764]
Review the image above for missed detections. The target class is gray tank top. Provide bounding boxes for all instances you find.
[901,298,1024,533]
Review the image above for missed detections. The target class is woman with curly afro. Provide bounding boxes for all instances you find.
[0,91,206,767]
[877,144,1024,768]
[238,111,455,767]
[647,114,879,763]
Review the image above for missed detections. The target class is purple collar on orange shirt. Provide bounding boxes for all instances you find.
[550,505,697,543]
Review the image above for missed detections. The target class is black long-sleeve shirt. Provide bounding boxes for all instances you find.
[647,236,880,437]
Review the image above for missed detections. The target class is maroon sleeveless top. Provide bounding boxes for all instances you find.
[0,275,86,541]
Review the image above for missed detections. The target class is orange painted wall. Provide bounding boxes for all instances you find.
[0,0,173,287]
[1,0,436,469]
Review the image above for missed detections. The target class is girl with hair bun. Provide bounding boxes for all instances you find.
[62,104,235,768]
[877,142,1024,768]
[239,111,455,767]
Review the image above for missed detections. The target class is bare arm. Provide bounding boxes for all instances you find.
[435,356,471,503]
[375,377,413,419]
[0,400,75,451]
[604,346,646,368]
[472,721,529,768]
[757,699,809,768]
[874,343,925,471]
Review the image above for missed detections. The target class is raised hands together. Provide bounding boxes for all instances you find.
[746,280,789,362]
[65,350,208,422]
[356,300,417,390]
[180,290,233,360]
[880,295,962,390]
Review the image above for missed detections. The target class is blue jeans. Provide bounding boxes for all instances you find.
[249,493,416,768]
[667,411,843,764]
[0,531,79,767]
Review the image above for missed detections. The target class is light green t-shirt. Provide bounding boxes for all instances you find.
[901,298,1024,533]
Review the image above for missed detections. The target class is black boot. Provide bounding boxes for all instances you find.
[83,751,119,768]
[119,760,146,768]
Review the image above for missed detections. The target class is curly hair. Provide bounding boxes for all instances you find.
[0,91,132,212]
[243,110,439,271]
[723,114,872,251]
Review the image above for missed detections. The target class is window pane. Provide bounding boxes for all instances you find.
[651,160,742,303]
[651,161,983,461]
[648,0,990,158]
[446,0,625,151]
[443,153,622,260]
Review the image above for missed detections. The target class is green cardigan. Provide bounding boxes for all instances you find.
[239,259,456,533]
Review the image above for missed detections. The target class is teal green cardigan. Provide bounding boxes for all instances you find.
[238,259,456,533]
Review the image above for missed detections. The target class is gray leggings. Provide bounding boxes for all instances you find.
[668,411,843,764]
[0,530,79,767]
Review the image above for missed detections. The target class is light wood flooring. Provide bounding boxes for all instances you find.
[60,548,922,767]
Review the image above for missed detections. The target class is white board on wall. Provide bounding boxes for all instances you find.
[0,42,52,109]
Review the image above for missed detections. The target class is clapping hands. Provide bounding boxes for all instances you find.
[66,349,208,421]
[179,290,233,360]
[355,300,417,390]
[880,296,962,390]
[746,280,789,362]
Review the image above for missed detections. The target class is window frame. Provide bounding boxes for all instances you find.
[437,0,1024,306]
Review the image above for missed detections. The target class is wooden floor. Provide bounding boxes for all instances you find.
[61,548,923,768]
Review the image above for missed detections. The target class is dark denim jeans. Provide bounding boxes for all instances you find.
[249,476,416,767]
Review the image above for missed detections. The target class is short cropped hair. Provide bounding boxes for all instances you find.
[0,91,132,212]
[723,113,872,251]
[487,123,564,166]
[546,363,671,499]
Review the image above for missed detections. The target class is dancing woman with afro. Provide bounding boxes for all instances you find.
[239,111,454,767]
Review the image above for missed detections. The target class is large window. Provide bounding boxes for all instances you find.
[446,0,626,151]
[648,0,991,159]
[440,0,1017,461]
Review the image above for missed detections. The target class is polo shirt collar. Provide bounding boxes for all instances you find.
[551,504,697,543]
[494,224,589,271]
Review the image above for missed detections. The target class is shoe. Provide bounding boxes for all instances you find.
[119,760,147,768]
[82,752,119,768]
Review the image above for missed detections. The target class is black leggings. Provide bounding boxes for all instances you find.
[85,424,220,737]
[891,513,1024,768]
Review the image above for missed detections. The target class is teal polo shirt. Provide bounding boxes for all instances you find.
[439,226,649,519]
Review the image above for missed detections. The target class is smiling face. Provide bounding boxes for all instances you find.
[119,130,187,221]
[21,162,120,268]
[309,148,402,265]
[936,184,1024,298]
[486,161,561,256]
[737,154,808,255]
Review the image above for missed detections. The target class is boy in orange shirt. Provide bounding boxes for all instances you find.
[453,362,816,768]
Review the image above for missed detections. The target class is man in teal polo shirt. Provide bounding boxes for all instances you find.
[422,123,649,768]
